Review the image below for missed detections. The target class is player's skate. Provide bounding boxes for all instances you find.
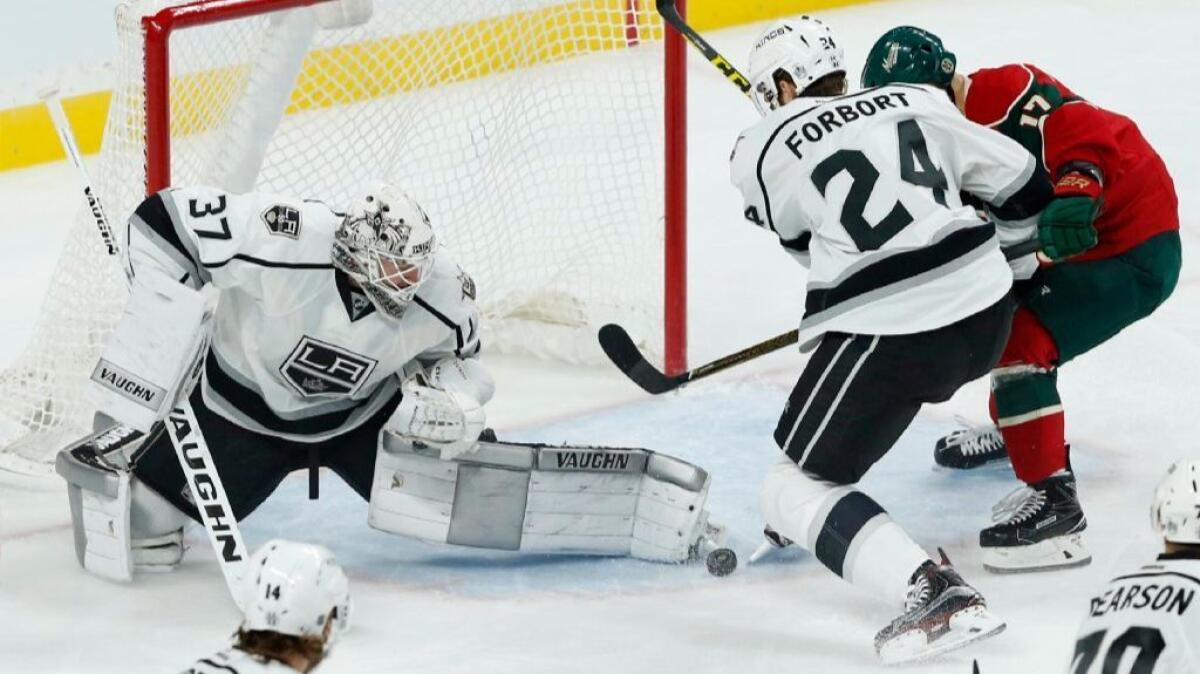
[980,471,1090,573]
[874,550,1006,665]
[934,420,1008,469]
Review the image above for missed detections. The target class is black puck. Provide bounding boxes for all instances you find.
[706,547,737,576]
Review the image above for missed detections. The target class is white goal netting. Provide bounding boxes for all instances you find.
[0,0,669,474]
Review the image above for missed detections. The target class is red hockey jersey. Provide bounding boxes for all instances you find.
[963,63,1178,261]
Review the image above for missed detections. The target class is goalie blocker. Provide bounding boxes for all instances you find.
[370,433,722,563]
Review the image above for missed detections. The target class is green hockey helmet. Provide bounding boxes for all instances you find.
[861,26,956,89]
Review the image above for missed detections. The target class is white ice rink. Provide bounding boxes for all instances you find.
[1,0,1198,672]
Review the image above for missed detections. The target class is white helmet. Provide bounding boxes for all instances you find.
[1151,459,1200,544]
[748,16,845,116]
[241,540,351,643]
[333,182,437,319]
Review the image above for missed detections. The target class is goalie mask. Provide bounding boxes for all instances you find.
[241,539,351,645]
[333,183,436,319]
[748,16,845,116]
[1150,459,1200,545]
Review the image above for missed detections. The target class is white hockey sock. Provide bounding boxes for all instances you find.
[761,458,929,608]
[842,517,930,608]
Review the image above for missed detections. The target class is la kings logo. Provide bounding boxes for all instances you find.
[280,336,377,397]
[261,204,302,239]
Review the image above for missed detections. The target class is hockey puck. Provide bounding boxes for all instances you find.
[705,547,737,577]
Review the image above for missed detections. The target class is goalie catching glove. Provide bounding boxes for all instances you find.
[386,358,490,460]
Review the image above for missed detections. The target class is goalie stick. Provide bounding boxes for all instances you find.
[43,90,249,607]
[601,5,1044,394]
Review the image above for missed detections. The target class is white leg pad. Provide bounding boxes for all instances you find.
[56,426,189,581]
[369,433,713,562]
[57,440,134,582]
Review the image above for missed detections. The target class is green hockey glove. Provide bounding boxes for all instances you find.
[1038,167,1103,261]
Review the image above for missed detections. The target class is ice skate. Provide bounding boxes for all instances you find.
[934,421,1008,470]
[980,471,1090,573]
[875,550,1006,664]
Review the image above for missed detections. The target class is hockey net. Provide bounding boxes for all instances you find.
[0,0,681,475]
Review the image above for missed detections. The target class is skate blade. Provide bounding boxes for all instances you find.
[982,534,1091,574]
[932,451,1011,472]
[878,605,1006,666]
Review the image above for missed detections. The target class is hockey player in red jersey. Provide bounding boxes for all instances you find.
[863,27,1182,573]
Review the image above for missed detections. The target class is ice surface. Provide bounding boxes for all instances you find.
[1,0,1198,671]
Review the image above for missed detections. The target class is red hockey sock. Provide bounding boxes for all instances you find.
[992,308,1068,484]
[999,410,1067,484]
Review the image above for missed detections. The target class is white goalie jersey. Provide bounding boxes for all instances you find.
[730,84,1048,350]
[1069,554,1200,673]
[125,186,482,441]
[183,647,299,674]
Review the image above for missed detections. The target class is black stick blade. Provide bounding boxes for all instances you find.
[597,323,686,394]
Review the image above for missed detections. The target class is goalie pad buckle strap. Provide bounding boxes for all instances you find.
[368,434,714,562]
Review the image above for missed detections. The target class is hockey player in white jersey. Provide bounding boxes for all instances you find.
[1068,460,1200,673]
[56,180,722,578]
[183,539,350,674]
[730,18,1051,663]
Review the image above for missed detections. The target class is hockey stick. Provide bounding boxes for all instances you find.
[43,90,248,606]
[601,238,1041,394]
[656,0,752,98]
[41,90,124,268]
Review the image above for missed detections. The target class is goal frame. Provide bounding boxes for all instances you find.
[140,0,689,374]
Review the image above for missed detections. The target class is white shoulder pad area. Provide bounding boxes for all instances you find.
[368,434,715,562]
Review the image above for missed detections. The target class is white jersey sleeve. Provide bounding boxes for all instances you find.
[183,647,297,674]
[729,84,1048,350]
[1068,555,1200,674]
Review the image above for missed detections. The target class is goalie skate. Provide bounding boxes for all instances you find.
[934,421,1008,470]
[874,551,1006,665]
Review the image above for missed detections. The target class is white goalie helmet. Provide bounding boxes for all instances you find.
[1151,459,1200,545]
[333,182,437,319]
[748,16,845,116]
[241,540,351,644]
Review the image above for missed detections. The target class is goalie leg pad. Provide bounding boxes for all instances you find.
[58,436,134,582]
[57,426,189,581]
[368,434,713,562]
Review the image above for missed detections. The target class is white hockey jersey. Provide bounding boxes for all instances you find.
[126,186,482,442]
[730,84,1048,350]
[182,647,300,674]
[1069,554,1200,674]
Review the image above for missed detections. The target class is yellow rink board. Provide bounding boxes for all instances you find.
[0,0,875,173]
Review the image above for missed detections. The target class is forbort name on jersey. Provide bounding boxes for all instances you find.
[1089,582,1195,618]
[785,91,912,160]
